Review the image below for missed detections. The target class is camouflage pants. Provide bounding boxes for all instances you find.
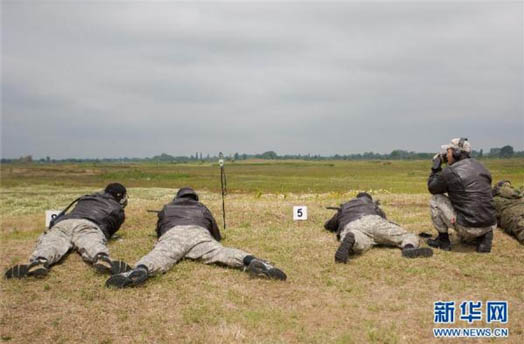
[500,212,524,243]
[339,215,420,254]
[136,225,249,275]
[429,194,496,242]
[30,219,108,265]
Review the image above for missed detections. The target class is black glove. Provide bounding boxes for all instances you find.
[431,155,443,172]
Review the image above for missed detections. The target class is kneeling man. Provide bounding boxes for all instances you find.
[427,138,497,252]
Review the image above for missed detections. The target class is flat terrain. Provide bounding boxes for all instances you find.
[1,160,523,343]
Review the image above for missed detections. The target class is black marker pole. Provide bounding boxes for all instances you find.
[219,152,227,229]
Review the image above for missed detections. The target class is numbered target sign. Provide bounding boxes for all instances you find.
[45,210,61,228]
[293,206,308,221]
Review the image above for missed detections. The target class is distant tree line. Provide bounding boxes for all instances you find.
[1,145,522,164]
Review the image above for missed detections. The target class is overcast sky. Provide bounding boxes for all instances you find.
[2,1,523,159]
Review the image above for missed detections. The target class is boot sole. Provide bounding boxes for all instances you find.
[111,261,132,275]
[267,268,287,281]
[93,262,112,274]
[402,247,434,258]
[5,265,29,279]
[476,245,492,253]
[105,274,132,289]
[247,261,287,281]
[427,239,451,251]
[27,264,48,278]
[27,267,48,278]
[335,234,355,263]
[476,231,493,253]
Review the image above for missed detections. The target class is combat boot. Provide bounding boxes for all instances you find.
[476,230,493,253]
[427,233,451,251]
[93,253,132,275]
[5,258,49,279]
[105,265,149,288]
[335,232,355,263]
[401,244,434,258]
[246,259,287,281]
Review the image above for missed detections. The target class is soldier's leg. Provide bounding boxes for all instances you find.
[185,226,286,280]
[335,219,375,263]
[364,216,433,258]
[29,221,74,265]
[347,230,374,254]
[428,195,455,250]
[429,195,457,233]
[71,219,130,274]
[106,227,193,288]
[71,219,109,263]
[515,217,524,243]
[455,224,495,253]
[185,228,248,268]
[134,227,193,275]
[367,217,419,248]
[6,221,74,279]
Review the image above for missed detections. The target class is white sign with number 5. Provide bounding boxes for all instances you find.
[45,210,61,228]
[293,206,307,221]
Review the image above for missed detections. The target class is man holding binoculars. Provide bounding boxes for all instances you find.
[427,138,497,253]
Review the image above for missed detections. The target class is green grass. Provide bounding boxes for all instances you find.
[0,160,523,343]
[2,159,523,193]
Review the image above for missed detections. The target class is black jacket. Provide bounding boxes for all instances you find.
[156,198,222,241]
[427,158,496,227]
[324,197,386,236]
[54,192,126,239]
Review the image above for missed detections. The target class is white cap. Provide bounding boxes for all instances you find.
[441,138,472,153]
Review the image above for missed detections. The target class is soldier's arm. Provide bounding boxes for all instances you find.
[155,208,164,238]
[324,212,339,232]
[428,169,448,194]
[375,203,387,219]
[204,206,222,241]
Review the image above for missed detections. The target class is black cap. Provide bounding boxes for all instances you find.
[176,187,199,201]
[356,192,372,201]
[105,183,127,202]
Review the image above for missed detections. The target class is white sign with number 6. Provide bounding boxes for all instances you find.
[293,206,307,221]
[45,210,61,228]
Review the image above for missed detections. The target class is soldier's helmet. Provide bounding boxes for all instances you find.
[105,183,127,204]
[176,187,199,201]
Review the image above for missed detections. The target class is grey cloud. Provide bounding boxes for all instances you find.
[2,1,522,159]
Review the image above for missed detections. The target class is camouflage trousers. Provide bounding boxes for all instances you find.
[429,194,496,242]
[30,219,108,265]
[136,225,249,275]
[339,215,420,254]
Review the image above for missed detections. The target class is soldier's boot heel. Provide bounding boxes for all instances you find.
[477,230,493,253]
[402,245,433,258]
[427,233,451,251]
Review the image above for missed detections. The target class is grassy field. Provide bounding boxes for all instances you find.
[1,160,523,343]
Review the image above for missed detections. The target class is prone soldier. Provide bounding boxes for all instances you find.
[325,192,433,263]
[492,180,524,244]
[5,183,131,279]
[106,187,286,288]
